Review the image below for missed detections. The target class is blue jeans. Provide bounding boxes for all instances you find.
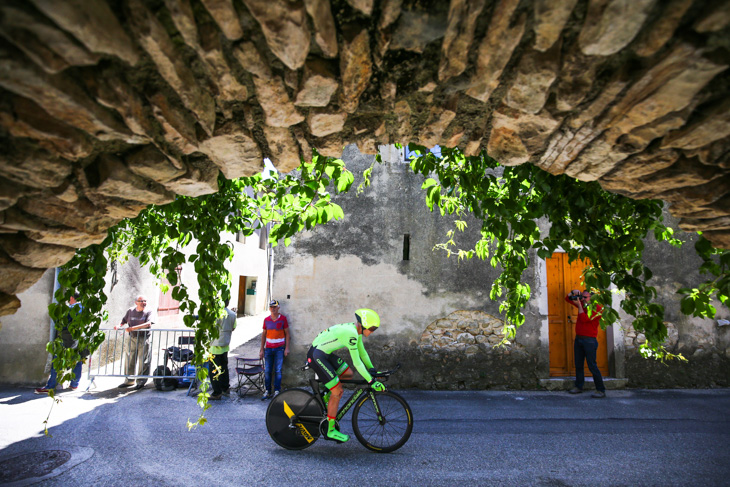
[264,346,285,393]
[46,357,83,389]
[574,336,605,392]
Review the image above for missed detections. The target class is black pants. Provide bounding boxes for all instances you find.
[574,336,605,392]
[211,352,229,396]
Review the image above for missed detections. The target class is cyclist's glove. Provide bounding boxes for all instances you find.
[368,368,378,377]
[370,380,386,392]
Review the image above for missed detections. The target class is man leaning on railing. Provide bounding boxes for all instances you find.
[114,295,154,390]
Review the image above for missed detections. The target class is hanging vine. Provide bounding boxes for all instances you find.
[407,145,728,360]
[45,150,354,428]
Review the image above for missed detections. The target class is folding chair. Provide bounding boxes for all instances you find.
[234,357,264,398]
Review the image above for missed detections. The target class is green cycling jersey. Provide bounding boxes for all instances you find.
[311,323,375,383]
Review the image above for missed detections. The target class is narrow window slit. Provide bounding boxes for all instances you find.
[403,234,410,261]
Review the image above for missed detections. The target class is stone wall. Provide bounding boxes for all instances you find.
[273,145,543,390]
[1,0,729,317]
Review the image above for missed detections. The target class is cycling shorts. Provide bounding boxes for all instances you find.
[306,346,349,390]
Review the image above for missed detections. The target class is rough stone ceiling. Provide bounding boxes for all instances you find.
[0,0,729,316]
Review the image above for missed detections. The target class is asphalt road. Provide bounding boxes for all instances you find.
[2,380,729,487]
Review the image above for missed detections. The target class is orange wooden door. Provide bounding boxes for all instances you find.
[547,253,608,377]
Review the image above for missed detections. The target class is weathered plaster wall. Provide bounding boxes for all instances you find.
[275,145,730,390]
[0,269,55,383]
[620,219,730,387]
[274,145,542,389]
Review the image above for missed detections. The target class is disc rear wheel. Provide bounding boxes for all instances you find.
[266,389,323,450]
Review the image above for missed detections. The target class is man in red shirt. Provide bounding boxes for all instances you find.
[565,290,606,398]
[259,300,290,400]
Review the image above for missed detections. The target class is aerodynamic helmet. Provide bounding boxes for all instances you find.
[355,308,380,330]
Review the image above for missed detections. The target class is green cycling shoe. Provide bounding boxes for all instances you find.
[326,427,349,442]
[326,418,349,442]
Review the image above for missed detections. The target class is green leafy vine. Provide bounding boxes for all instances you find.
[407,145,727,360]
[44,151,354,428]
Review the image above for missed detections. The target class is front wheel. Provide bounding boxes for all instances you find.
[266,389,323,450]
[352,390,413,453]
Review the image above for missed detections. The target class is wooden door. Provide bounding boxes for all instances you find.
[237,276,247,317]
[547,253,609,377]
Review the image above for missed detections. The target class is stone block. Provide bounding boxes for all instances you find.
[0,96,94,162]
[489,106,561,166]
[126,145,186,184]
[307,110,347,138]
[264,126,302,173]
[438,0,486,81]
[466,0,525,103]
[163,156,220,197]
[316,134,346,158]
[0,44,134,142]
[662,98,730,151]
[295,59,339,107]
[578,0,656,56]
[608,43,727,136]
[0,179,38,212]
[242,0,310,70]
[533,0,577,52]
[94,154,175,206]
[0,248,46,295]
[252,75,305,128]
[0,234,76,269]
[198,122,264,179]
[126,0,216,135]
[456,332,476,344]
[0,291,21,317]
[26,227,108,248]
[30,0,139,65]
[633,0,692,57]
[0,5,99,73]
[304,0,338,58]
[0,148,73,190]
[346,0,373,15]
[390,10,447,54]
[85,68,155,143]
[200,0,244,40]
[505,43,561,114]
[693,0,730,33]
[339,24,372,114]
[147,91,199,155]
[416,107,456,148]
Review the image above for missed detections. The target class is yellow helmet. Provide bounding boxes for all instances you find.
[355,308,380,329]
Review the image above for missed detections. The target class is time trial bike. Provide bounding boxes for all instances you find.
[265,362,413,453]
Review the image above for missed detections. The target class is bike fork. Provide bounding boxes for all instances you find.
[368,391,386,425]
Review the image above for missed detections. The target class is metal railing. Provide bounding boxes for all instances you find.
[88,328,202,394]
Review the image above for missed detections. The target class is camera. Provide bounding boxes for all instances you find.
[569,295,580,301]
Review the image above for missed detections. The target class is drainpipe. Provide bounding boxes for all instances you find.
[49,268,60,342]
[45,268,61,372]
[266,234,273,307]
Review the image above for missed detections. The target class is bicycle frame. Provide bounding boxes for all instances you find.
[287,377,384,426]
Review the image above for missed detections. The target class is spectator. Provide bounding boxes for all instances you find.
[115,295,153,390]
[209,299,237,400]
[566,289,606,398]
[259,300,289,400]
[35,292,85,394]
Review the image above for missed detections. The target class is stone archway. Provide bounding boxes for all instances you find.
[1,0,729,314]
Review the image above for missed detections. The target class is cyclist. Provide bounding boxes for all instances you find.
[306,308,386,442]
